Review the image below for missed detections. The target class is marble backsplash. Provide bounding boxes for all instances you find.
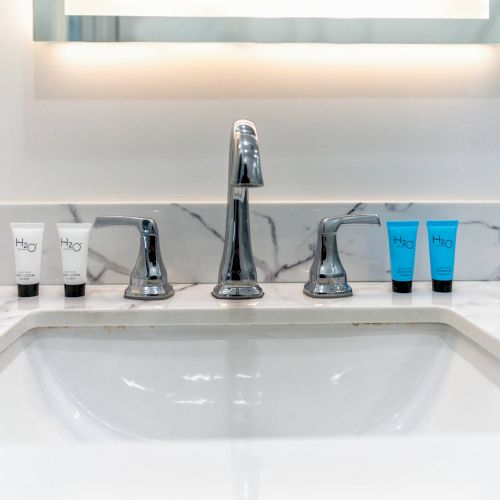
[0,202,498,285]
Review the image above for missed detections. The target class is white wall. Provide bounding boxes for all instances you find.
[1,1,500,203]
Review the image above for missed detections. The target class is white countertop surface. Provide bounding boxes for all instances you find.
[1,281,500,499]
[2,281,500,356]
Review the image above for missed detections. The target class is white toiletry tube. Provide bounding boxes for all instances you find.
[56,223,92,297]
[10,223,45,297]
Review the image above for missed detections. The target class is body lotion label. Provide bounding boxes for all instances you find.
[57,223,91,285]
[10,223,45,285]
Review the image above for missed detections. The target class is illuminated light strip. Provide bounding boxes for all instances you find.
[64,0,489,19]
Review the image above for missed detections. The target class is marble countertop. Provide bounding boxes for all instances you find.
[1,281,500,500]
[1,281,500,357]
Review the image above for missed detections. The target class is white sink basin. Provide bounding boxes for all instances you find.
[2,283,500,500]
[2,319,500,443]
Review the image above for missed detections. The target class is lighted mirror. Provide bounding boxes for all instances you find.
[34,0,500,42]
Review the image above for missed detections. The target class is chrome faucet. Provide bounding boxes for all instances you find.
[212,120,264,299]
[304,214,381,298]
[94,216,174,300]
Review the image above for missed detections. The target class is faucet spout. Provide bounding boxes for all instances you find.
[229,120,263,188]
[212,120,264,300]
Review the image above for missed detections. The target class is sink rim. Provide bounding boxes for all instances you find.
[0,303,498,363]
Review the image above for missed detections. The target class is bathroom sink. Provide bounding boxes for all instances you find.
[1,282,500,500]
[1,319,499,443]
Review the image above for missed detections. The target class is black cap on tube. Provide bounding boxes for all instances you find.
[432,280,453,293]
[17,283,39,298]
[64,283,86,298]
[392,280,412,294]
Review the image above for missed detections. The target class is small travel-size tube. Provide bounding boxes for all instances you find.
[387,221,419,293]
[426,220,459,293]
[10,223,45,297]
[57,223,92,297]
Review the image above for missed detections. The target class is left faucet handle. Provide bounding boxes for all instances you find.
[94,216,158,235]
[93,216,174,301]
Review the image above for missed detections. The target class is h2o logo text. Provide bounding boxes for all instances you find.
[393,235,415,250]
[432,235,454,249]
[16,238,38,253]
[61,238,82,252]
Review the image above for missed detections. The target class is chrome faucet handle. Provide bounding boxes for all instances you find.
[94,216,174,300]
[304,214,381,298]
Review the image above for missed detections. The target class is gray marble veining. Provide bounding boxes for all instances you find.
[0,202,498,285]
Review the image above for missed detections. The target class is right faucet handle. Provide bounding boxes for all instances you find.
[303,214,381,298]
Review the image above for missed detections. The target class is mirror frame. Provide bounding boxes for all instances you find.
[34,0,500,43]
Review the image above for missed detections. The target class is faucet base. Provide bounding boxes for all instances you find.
[303,282,353,299]
[124,283,174,300]
[212,283,264,300]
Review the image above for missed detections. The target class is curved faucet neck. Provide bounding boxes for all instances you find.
[228,120,263,189]
[212,120,264,300]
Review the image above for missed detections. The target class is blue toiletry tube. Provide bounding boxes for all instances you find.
[426,220,459,293]
[387,221,419,293]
